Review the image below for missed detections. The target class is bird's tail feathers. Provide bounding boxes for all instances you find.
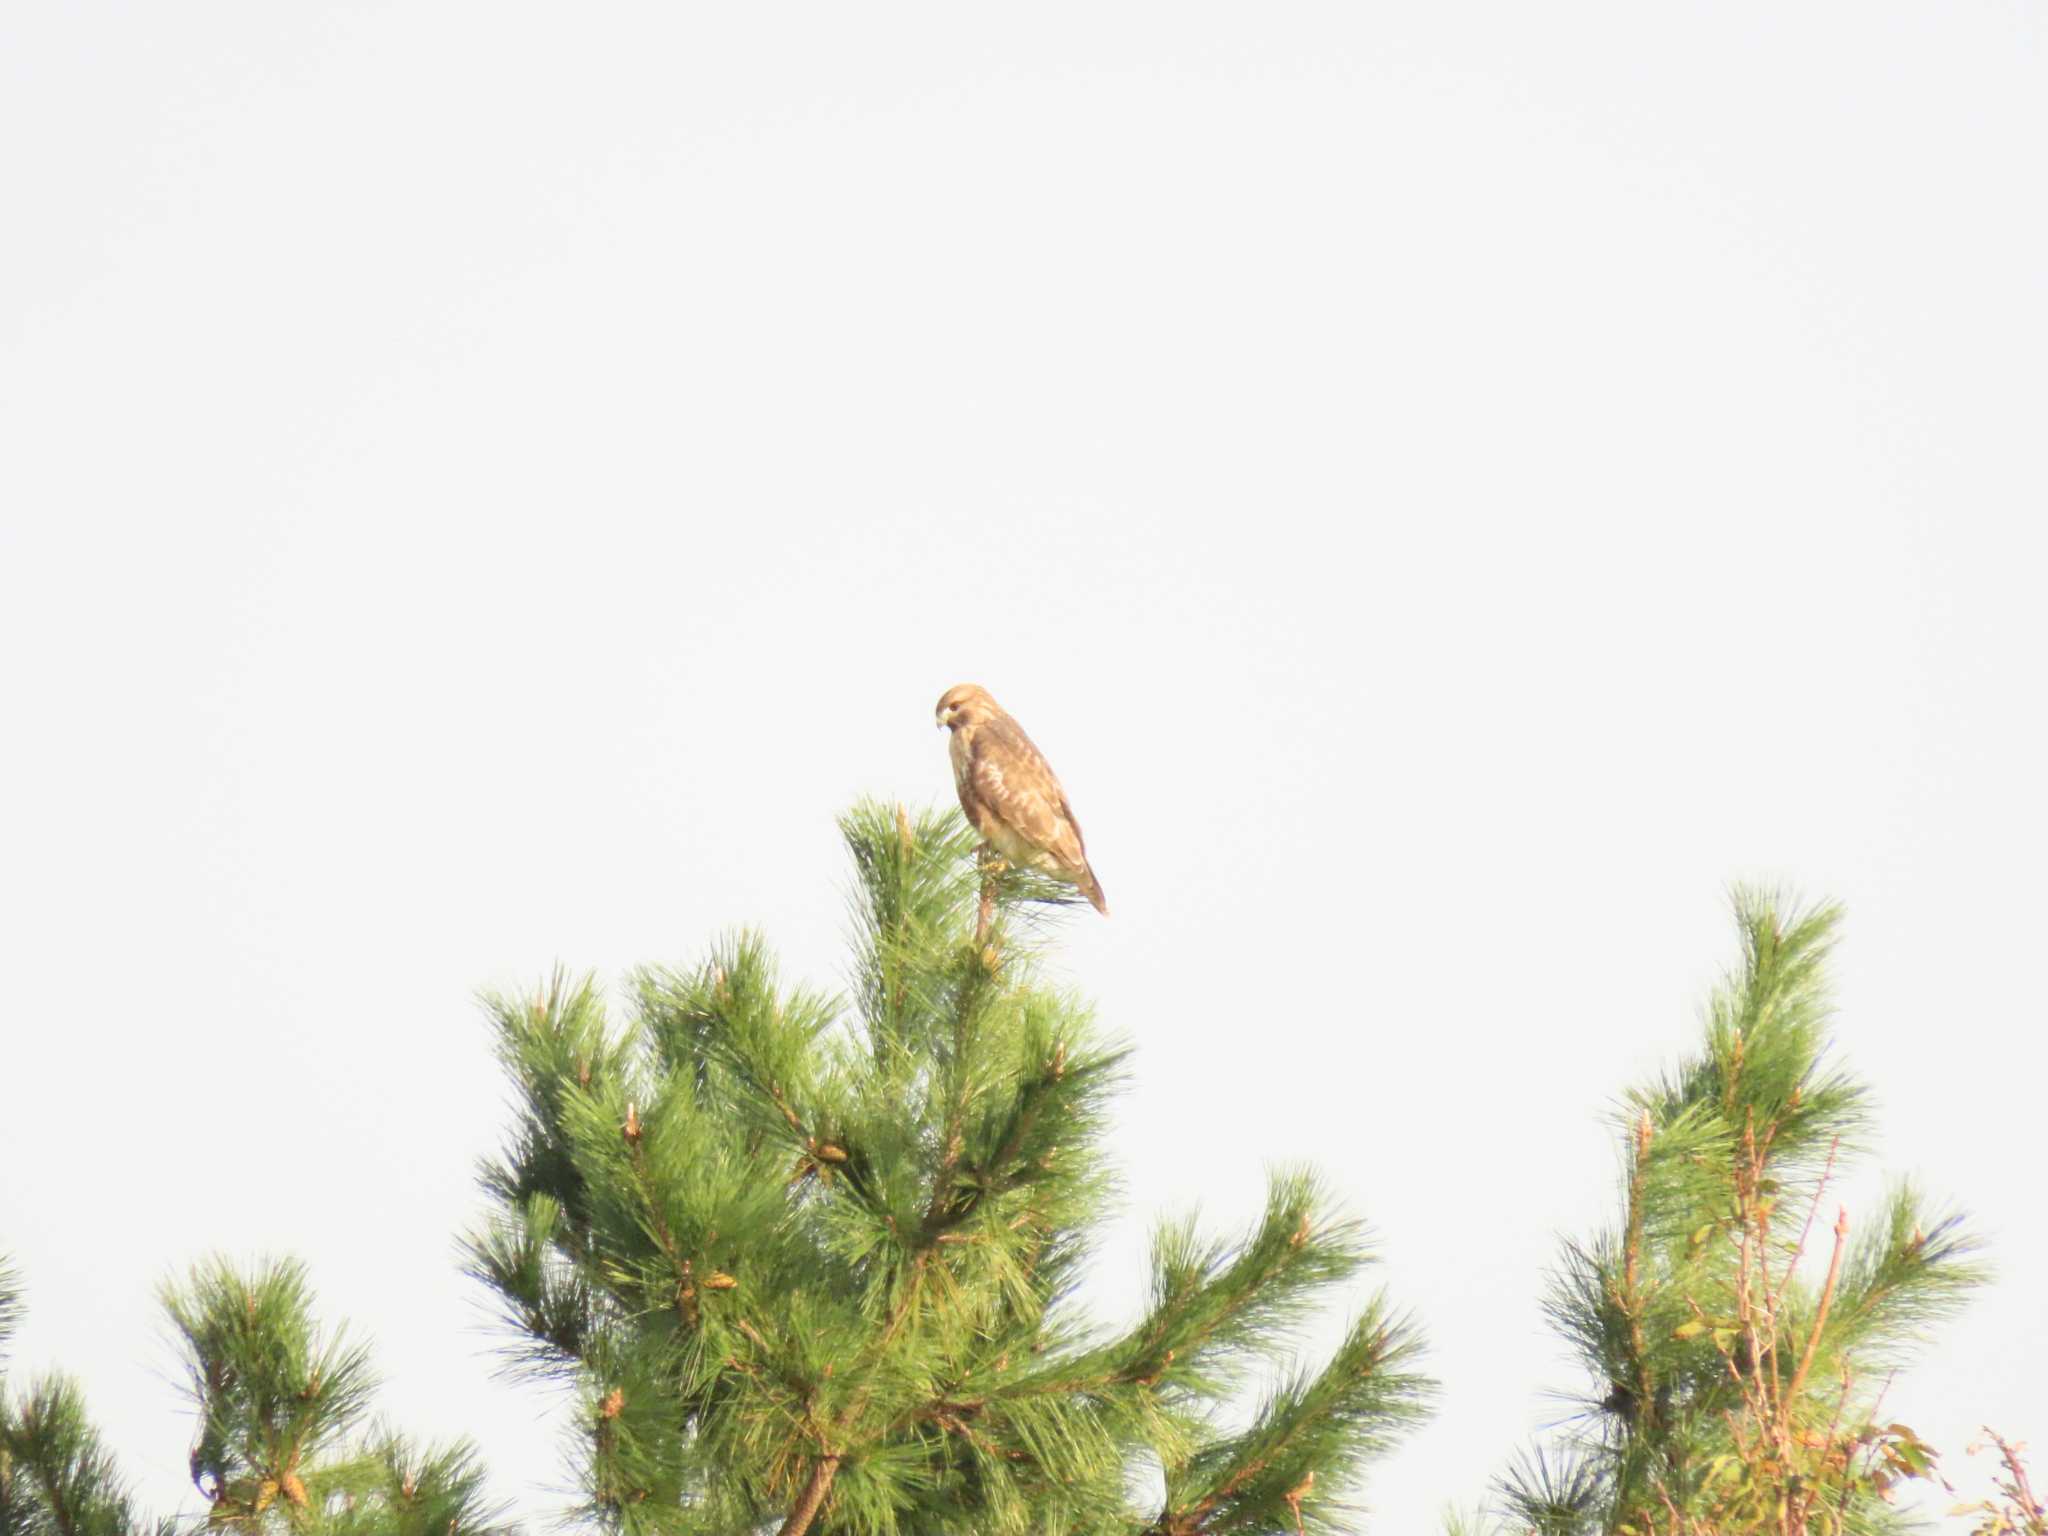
[1080,867,1108,917]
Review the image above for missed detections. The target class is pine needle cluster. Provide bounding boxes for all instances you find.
[468,801,1432,1536]
[1495,893,1988,1536]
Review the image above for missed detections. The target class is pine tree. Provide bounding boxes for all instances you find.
[1493,894,1988,1536]
[0,1254,506,1536]
[467,801,1433,1536]
[0,1256,166,1536]
[165,1258,509,1536]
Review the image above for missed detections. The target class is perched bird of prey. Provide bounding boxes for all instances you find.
[935,684,1108,915]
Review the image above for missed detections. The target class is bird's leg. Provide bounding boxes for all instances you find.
[975,845,1007,946]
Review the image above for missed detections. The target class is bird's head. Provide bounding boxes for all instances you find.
[935,683,999,731]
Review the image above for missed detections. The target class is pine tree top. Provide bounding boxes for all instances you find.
[468,800,1432,1536]
[1499,893,1988,1536]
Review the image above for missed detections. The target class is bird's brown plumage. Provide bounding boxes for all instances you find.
[935,684,1107,915]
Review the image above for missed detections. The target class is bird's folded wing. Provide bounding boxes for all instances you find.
[971,722,1087,868]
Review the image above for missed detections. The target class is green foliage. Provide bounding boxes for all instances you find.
[1494,893,1990,1536]
[469,800,1432,1536]
[0,1253,506,1536]
[0,1374,165,1536]
[162,1256,511,1536]
[0,1258,166,1536]
[317,1435,503,1536]
[5,842,2025,1536]
[165,1256,378,1518]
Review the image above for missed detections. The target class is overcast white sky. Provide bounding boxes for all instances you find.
[3,3,2044,1531]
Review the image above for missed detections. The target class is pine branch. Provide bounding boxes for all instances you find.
[463,1194,601,1375]
[1825,1187,1987,1367]
[319,1431,513,1536]
[1,1376,145,1536]
[0,1258,20,1374]
[1155,1302,1431,1536]
[476,971,620,1249]
[162,1257,378,1514]
[1496,1446,1609,1536]
[774,1454,841,1536]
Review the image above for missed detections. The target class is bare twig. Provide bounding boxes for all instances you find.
[1623,1110,1657,1427]
[1983,1430,2048,1534]
[1771,1137,1840,1316]
[1787,1208,1850,1409]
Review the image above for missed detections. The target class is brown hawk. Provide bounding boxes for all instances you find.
[935,684,1107,915]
